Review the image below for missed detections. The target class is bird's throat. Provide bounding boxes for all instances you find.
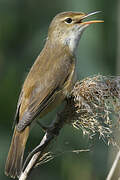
[65,33,81,53]
[64,24,89,53]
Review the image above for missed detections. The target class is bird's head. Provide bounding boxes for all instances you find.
[48,11,104,53]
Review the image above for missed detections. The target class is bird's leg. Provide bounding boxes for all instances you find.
[36,121,49,131]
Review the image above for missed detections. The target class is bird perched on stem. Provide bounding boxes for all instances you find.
[5,11,103,178]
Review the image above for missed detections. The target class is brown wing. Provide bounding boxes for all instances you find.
[14,52,75,132]
[17,84,59,131]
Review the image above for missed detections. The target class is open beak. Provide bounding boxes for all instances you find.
[81,11,104,25]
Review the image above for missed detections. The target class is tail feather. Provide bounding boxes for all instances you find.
[5,126,29,178]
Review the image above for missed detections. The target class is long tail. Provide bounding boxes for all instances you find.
[5,126,29,179]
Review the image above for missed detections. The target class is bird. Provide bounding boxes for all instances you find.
[5,11,103,178]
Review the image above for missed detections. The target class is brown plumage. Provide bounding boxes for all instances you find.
[5,43,75,178]
[5,127,29,178]
[5,11,103,178]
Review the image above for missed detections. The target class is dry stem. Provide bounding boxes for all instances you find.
[106,149,120,180]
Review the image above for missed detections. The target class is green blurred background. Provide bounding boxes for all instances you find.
[0,0,119,180]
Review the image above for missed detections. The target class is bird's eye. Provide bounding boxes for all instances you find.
[65,18,73,24]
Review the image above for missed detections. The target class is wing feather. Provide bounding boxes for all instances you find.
[14,51,75,132]
[17,87,58,131]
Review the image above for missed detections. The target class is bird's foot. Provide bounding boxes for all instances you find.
[36,121,49,131]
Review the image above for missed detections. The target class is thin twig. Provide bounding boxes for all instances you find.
[106,150,120,180]
[19,110,66,180]
[19,133,53,180]
[19,152,40,180]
